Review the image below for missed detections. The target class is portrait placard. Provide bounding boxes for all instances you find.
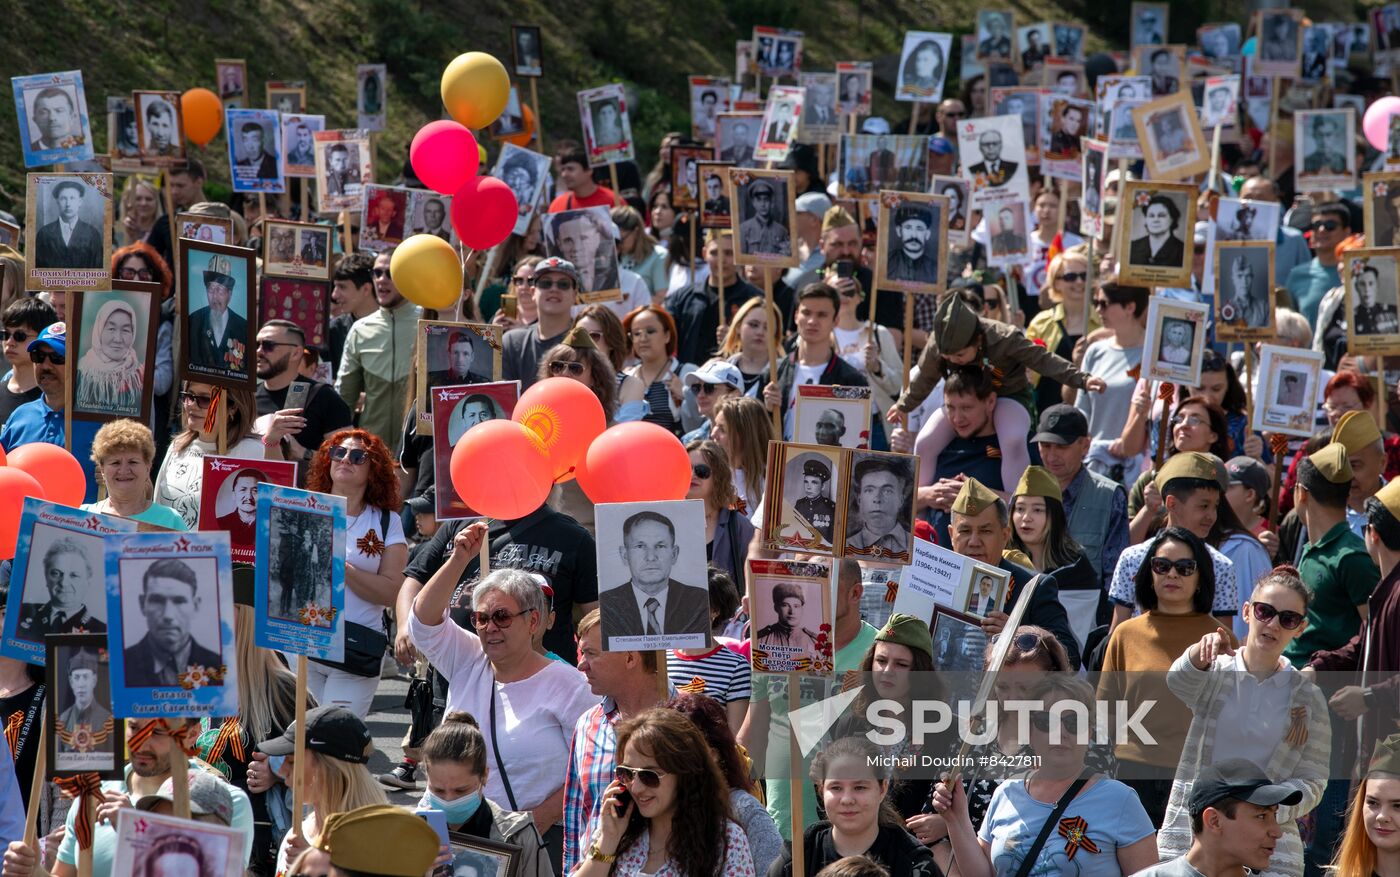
[1132,91,1210,180]
[1134,45,1186,98]
[875,191,948,295]
[596,499,710,652]
[262,219,332,280]
[988,87,1044,165]
[512,25,544,78]
[986,200,1033,268]
[490,144,550,237]
[975,11,1016,63]
[1,499,135,665]
[960,35,985,83]
[1213,240,1277,341]
[838,134,929,200]
[13,71,94,168]
[360,184,411,253]
[254,484,347,661]
[133,90,185,167]
[265,81,305,115]
[1038,95,1093,180]
[1079,139,1108,239]
[932,607,989,704]
[416,320,503,431]
[179,239,257,391]
[1344,249,1400,356]
[177,212,232,245]
[755,85,805,163]
[407,188,458,244]
[431,382,520,520]
[357,64,387,131]
[225,108,284,194]
[1130,2,1169,47]
[957,114,1031,209]
[46,634,121,779]
[1253,344,1324,437]
[104,530,237,718]
[1295,109,1357,192]
[1095,75,1150,138]
[714,112,762,167]
[698,161,735,229]
[798,73,839,144]
[735,40,755,80]
[1042,60,1087,97]
[68,282,159,424]
[728,168,799,268]
[106,95,143,173]
[1143,295,1211,386]
[24,172,114,291]
[542,206,622,302]
[670,146,714,211]
[930,175,970,246]
[313,129,373,214]
[961,563,1012,619]
[1255,9,1304,78]
[1018,23,1053,73]
[1364,173,1400,249]
[753,26,803,78]
[1200,75,1240,129]
[260,277,332,352]
[577,83,634,167]
[199,457,299,564]
[215,59,247,108]
[795,385,872,450]
[1198,24,1242,70]
[840,450,917,565]
[1373,5,1400,64]
[689,76,732,142]
[896,32,953,102]
[835,62,873,116]
[282,114,326,179]
[762,442,846,554]
[748,560,834,675]
[1053,22,1087,61]
[488,87,526,140]
[1301,25,1332,81]
[1117,181,1198,288]
[0,218,18,249]
[1107,100,1148,161]
[113,809,246,877]
[448,832,521,877]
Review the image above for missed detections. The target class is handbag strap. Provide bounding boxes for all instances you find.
[1011,774,1091,877]
[489,680,520,811]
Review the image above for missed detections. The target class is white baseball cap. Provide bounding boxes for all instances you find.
[685,360,744,391]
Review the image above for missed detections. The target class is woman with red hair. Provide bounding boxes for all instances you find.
[305,427,406,717]
[623,305,696,436]
[112,241,176,436]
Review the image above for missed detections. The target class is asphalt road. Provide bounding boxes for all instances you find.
[363,669,421,806]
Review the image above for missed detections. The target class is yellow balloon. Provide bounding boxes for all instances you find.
[478,143,488,165]
[390,234,463,310]
[441,52,511,130]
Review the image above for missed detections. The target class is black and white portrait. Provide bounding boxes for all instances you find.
[1041,96,1091,170]
[268,505,335,626]
[15,527,106,644]
[488,88,525,140]
[1141,47,1182,97]
[1144,297,1210,385]
[215,59,246,105]
[877,194,946,293]
[842,451,915,563]
[753,27,802,77]
[771,447,843,551]
[688,77,730,143]
[961,109,1030,207]
[1301,25,1332,81]
[596,500,709,650]
[512,25,544,78]
[1131,3,1167,46]
[14,72,93,167]
[1128,190,1188,269]
[1367,176,1400,249]
[113,808,245,877]
[1136,94,1208,179]
[1017,23,1052,71]
[991,88,1039,160]
[896,32,952,101]
[836,63,873,116]
[47,636,120,777]
[731,171,796,264]
[670,146,711,210]
[756,86,804,161]
[975,11,1014,62]
[134,91,184,164]
[1214,242,1275,339]
[491,143,551,237]
[542,206,621,297]
[281,114,325,178]
[1054,23,1086,60]
[1215,198,1278,243]
[27,174,111,279]
[1296,109,1356,191]
[1158,318,1196,367]
[1255,345,1325,436]
[107,96,140,162]
[987,202,1029,263]
[1350,256,1400,338]
[1275,370,1308,408]
[314,130,372,213]
[799,73,839,140]
[698,161,734,229]
[447,835,517,877]
[578,84,633,163]
[117,556,224,688]
[409,189,456,243]
[794,386,873,450]
[1200,76,1240,129]
[357,66,385,130]
[932,176,970,243]
[1082,145,1105,218]
[1258,10,1302,74]
[931,609,987,703]
[716,113,761,168]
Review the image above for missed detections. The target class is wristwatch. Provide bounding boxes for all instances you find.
[1364,687,1377,709]
[587,844,617,863]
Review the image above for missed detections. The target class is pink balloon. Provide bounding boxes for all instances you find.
[1364,97,1400,151]
[410,121,481,196]
[451,177,519,250]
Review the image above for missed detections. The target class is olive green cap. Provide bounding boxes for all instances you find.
[951,476,1000,516]
[318,805,440,877]
[1014,466,1062,502]
[876,612,933,658]
[1309,442,1353,484]
[934,293,980,353]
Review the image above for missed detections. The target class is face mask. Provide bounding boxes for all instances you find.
[267,755,287,776]
[425,788,483,825]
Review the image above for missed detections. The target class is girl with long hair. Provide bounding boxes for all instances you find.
[710,396,774,516]
[685,439,755,586]
[1009,466,1099,649]
[119,176,161,246]
[718,298,781,397]
[154,381,261,529]
[624,306,695,436]
[575,304,647,411]
[1331,736,1400,877]
[612,205,667,297]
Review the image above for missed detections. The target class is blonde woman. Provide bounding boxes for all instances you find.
[710,395,774,517]
[119,176,161,246]
[718,297,783,397]
[82,420,186,530]
[1026,245,1099,416]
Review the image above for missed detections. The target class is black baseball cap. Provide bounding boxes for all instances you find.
[258,705,371,764]
[1188,758,1303,818]
[1225,456,1270,500]
[1031,404,1089,445]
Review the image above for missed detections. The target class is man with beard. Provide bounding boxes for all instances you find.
[886,202,939,283]
[215,469,264,549]
[738,178,791,256]
[188,254,249,375]
[27,86,81,152]
[35,179,102,269]
[124,558,223,687]
[17,537,105,641]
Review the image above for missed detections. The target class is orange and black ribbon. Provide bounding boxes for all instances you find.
[207,718,248,765]
[884,581,898,603]
[4,712,22,758]
[1270,433,1291,457]
[201,387,224,434]
[1057,815,1100,860]
[129,719,200,757]
[54,773,102,849]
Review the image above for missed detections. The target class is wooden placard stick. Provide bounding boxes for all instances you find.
[609,164,622,207]
[787,675,805,877]
[77,794,95,877]
[656,652,669,699]
[1057,179,1069,239]
[1082,238,1097,332]
[1377,365,1387,431]
[689,214,699,288]
[291,655,308,839]
[716,231,727,327]
[258,193,267,230]
[764,270,781,436]
[908,103,920,136]
[1267,77,1282,179]
[170,740,191,818]
[1207,123,1224,193]
[342,211,354,257]
[1244,343,1256,439]
[1154,383,1175,471]
[22,723,45,849]
[1108,159,1128,267]
[299,181,310,223]
[901,293,915,429]
[529,78,546,154]
[866,281,880,336]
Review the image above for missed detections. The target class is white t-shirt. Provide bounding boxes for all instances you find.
[833,326,865,371]
[783,362,826,438]
[343,505,407,629]
[153,435,266,529]
[408,608,598,809]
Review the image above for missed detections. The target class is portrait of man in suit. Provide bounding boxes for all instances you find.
[236,121,278,180]
[968,130,1019,187]
[34,179,103,270]
[599,510,709,644]
[17,535,106,643]
[215,468,264,551]
[188,252,249,376]
[26,86,80,152]
[977,12,1012,61]
[1303,113,1348,175]
[413,197,451,241]
[720,120,756,167]
[124,558,223,687]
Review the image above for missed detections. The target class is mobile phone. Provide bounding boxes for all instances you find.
[501,294,518,320]
[834,259,856,279]
[285,380,311,411]
[415,809,451,846]
[613,788,633,811]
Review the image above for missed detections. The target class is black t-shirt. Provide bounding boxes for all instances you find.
[328,312,354,380]
[0,681,45,808]
[403,507,599,663]
[502,326,568,391]
[770,823,938,877]
[398,407,435,501]
[256,379,354,457]
[0,382,41,425]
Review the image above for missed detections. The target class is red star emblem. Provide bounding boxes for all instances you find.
[172,536,192,553]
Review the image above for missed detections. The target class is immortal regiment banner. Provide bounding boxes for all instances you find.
[253,484,346,662]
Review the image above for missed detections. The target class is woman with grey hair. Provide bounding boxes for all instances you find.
[408,523,596,867]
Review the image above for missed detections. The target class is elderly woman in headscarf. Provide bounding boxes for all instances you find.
[76,298,143,414]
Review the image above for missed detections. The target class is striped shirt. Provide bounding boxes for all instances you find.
[667,646,753,704]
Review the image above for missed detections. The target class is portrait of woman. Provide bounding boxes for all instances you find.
[900,37,946,97]
[940,184,966,230]
[1129,194,1185,267]
[591,98,625,148]
[77,298,144,416]
[1158,318,1194,365]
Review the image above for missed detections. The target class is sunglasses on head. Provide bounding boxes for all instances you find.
[180,390,213,408]
[29,349,63,366]
[329,446,368,465]
[471,607,532,629]
[1059,271,1087,282]
[533,279,574,291]
[1250,601,1305,630]
[616,765,669,787]
[548,360,585,376]
[4,330,31,344]
[692,462,712,479]
[1310,219,1342,233]
[1150,557,1197,576]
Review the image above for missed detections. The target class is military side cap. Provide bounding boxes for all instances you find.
[1376,477,1400,521]
[876,612,933,658]
[1014,466,1062,502]
[1332,410,1383,455]
[772,582,805,604]
[1154,451,1220,492]
[822,205,856,233]
[562,325,597,351]
[934,292,980,353]
[951,477,1000,516]
[1369,733,1400,778]
[319,805,440,877]
[803,459,831,480]
[1309,442,1353,485]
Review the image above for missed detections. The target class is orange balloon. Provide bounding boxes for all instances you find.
[512,377,606,483]
[0,468,45,561]
[450,420,552,520]
[181,88,224,147]
[0,442,7,466]
[576,422,691,504]
[503,104,537,147]
[7,443,84,507]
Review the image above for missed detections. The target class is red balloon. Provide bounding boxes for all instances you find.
[450,420,552,520]
[451,176,518,250]
[513,378,607,483]
[410,120,482,196]
[0,468,45,561]
[0,442,7,466]
[7,443,84,507]
[576,422,692,504]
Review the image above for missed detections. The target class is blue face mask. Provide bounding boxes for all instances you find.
[267,755,287,776]
[425,789,483,825]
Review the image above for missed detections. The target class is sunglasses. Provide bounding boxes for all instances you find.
[29,349,64,366]
[180,391,214,409]
[692,463,712,479]
[4,330,31,344]
[1091,298,1112,310]
[695,382,729,395]
[329,446,368,465]
[1250,601,1305,630]
[1150,557,1198,577]
[371,268,391,278]
[511,276,532,286]
[983,297,1001,309]
[1059,271,1087,282]
[1310,220,1342,233]
[256,339,300,351]
[471,607,532,629]
[533,279,574,291]
[616,765,669,788]
[1030,710,1083,735]
[548,360,585,376]
[118,267,153,281]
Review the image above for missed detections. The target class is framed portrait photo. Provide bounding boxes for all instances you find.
[214,59,247,107]
[795,385,873,450]
[1038,95,1094,180]
[838,134,929,200]
[1117,180,1198,288]
[431,382,521,520]
[930,175,971,246]
[1135,45,1186,98]
[68,281,159,424]
[1130,2,1169,47]
[596,499,710,652]
[1253,344,1325,437]
[1255,9,1304,78]
[1364,173,1400,249]
[1345,249,1400,356]
[975,11,1016,63]
[958,114,1032,209]
[670,146,714,211]
[798,73,840,144]
[541,206,622,303]
[47,633,122,779]
[714,112,762,167]
[491,144,551,237]
[106,95,143,173]
[1213,240,1277,341]
[753,26,803,78]
[282,114,326,179]
[1198,24,1242,69]
[1079,139,1108,239]
[133,90,185,167]
[699,161,735,229]
[988,86,1043,165]
[25,172,114,292]
[416,320,503,431]
[113,808,246,877]
[488,87,526,140]
[263,219,333,280]
[407,187,459,244]
[961,562,1012,619]
[896,32,953,102]
[689,76,732,143]
[577,83,634,167]
[13,70,94,168]
[512,25,544,78]
[313,129,373,213]
[835,62,873,116]
[178,212,232,245]
[1200,197,1278,295]
[1132,91,1209,180]
[448,832,521,877]
[931,607,989,704]
[266,81,306,115]
[198,456,299,564]
[762,442,846,554]
[1095,74,1149,140]
[986,200,1033,268]
[1017,23,1053,72]
[1053,22,1087,61]
[1200,75,1240,129]
[1,499,135,665]
[254,484,347,661]
[1295,109,1357,192]
[104,530,238,718]
[840,449,917,564]
[728,168,799,267]
[180,239,256,390]
[1143,295,1211,386]
[1301,24,1332,82]
[748,559,834,676]
[360,184,411,253]
[875,191,948,295]
[260,277,332,352]
[1042,60,1087,97]
[0,217,18,249]
[1373,5,1400,63]
[755,85,805,163]
[357,64,387,131]
[225,108,284,194]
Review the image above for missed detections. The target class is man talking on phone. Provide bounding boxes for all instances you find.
[255,319,353,476]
